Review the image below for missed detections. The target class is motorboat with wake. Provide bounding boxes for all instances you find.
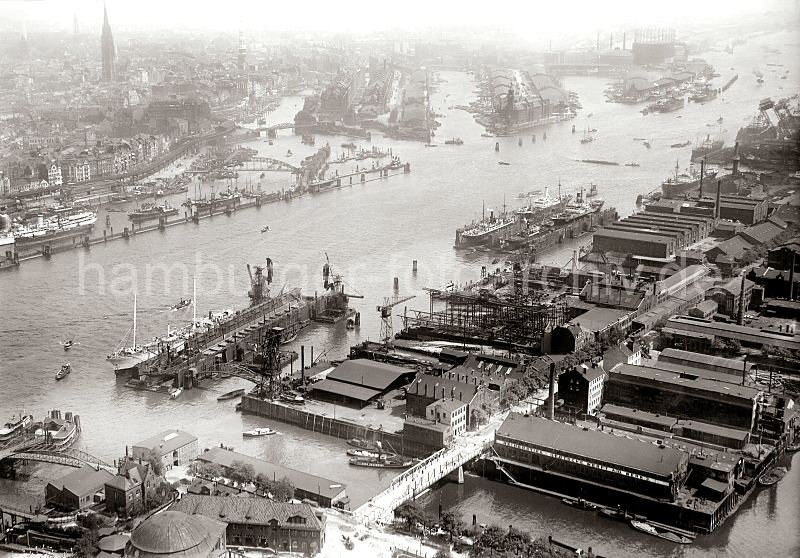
[261,225,271,233]
[243,427,277,437]
[170,298,192,311]
[61,340,75,351]
[630,520,692,544]
[55,363,72,381]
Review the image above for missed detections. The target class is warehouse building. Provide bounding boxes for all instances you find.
[604,363,761,430]
[132,430,198,470]
[494,414,689,501]
[662,316,800,352]
[657,348,751,379]
[592,228,676,258]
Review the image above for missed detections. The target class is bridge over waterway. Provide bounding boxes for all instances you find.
[354,431,494,524]
[0,435,112,471]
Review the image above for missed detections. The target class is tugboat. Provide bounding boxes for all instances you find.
[261,225,271,233]
[341,142,357,149]
[280,392,305,405]
[61,340,74,351]
[128,201,179,223]
[561,497,598,511]
[170,299,192,311]
[444,138,464,145]
[55,363,72,381]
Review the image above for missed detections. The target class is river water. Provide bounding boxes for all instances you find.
[1,29,798,557]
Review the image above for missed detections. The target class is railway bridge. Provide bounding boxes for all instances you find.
[242,157,300,173]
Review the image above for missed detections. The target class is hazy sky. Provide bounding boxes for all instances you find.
[1,0,794,35]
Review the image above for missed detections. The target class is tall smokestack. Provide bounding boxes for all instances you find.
[548,362,556,420]
[597,31,600,51]
[610,34,613,49]
[737,275,746,325]
[699,160,705,198]
[732,141,740,175]
[623,32,626,50]
[715,180,721,220]
[790,251,796,301]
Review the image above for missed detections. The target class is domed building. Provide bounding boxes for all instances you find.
[125,511,226,558]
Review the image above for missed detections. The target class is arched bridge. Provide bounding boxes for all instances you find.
[254,122,296,133]
[9,448,114,471]
[243,157,300,173]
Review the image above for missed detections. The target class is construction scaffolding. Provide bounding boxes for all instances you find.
[400,292,568,351]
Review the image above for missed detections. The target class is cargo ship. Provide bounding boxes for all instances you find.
[13,209,97,245]
[661,161,718,198]
[455,209,518,248]
[515,186,568,221]
[691,135,725,162]
[689,87,718,103]
[128,201,179,222]
[646,96,685,114]
[551,190,601,226]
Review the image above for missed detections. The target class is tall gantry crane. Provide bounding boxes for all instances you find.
[377,294,415,345]
[247,257,273,305]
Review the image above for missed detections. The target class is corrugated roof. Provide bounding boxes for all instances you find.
[496,414,687,478]
[327,359,412,390]
[658,348,747,373]
[170,494,322,530]
[309,378,382,402]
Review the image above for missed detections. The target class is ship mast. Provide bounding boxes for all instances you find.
[132,292,137,349]
[193,277,197,325]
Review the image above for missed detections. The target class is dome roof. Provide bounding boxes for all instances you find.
[128,512,222,555]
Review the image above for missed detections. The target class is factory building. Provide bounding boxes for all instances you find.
[604,363,761,430]
[662,316,800,353]
[592,228,676,259]
[557,364,606,417]
[657,348,751,379]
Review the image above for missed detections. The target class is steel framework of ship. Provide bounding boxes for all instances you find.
[402,291,567,350]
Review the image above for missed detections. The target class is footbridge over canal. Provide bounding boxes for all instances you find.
[354,434,493,524]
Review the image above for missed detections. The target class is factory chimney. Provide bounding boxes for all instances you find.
[790,251,796,301]
[596,31,600,51]
[610,34,613,49]
[732,141,740,175]
[623,32,626,50]
[715,180,721,220]
[699,159,705,198]
[737,274,746,325]
[548,361,556,421]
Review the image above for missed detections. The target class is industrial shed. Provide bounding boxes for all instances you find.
[308,359,416,408]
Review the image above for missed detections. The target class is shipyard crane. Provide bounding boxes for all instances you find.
[377,294,416,345]
[322,252,364,299]
[247,258,273,305]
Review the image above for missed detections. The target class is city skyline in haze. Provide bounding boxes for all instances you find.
[0,0,795,38]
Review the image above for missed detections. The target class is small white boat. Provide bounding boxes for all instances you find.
[243,427,277,437]
[169,387,182,399]
[55,363,72,381]
[61,340,74,351]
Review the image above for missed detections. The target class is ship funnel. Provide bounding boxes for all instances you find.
[265,258,273,284]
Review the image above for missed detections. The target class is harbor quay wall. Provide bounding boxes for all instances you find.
[481,458,740,535]
[240,396,439,459]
